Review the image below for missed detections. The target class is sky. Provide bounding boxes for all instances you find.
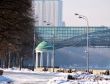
[63,0,110,26]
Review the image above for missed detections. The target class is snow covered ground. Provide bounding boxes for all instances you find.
[48,72,110,84]
[0,75,13,84]
[1,68,61,84]
[0,68,110,84]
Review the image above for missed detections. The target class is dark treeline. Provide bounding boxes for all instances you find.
[0,0,35,69]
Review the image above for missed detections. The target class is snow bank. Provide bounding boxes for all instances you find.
[0,76,13,84]
[47,72,110,84]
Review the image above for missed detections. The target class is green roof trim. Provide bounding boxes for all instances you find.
[35,41,53,51]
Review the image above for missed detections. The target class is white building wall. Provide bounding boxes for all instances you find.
[34,0,63,26]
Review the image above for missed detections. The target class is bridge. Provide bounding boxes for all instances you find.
[35,26,110,48]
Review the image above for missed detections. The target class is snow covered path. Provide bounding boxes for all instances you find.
[3,71,60,84]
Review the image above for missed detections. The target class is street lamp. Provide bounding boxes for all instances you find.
[52,27,55,72]
[75,13,89,72]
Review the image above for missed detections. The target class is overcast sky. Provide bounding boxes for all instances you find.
[63,0,110,26]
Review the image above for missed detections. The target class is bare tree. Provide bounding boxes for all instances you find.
[0,0,35,68]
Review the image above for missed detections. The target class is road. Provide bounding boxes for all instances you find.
[3,71,59,84]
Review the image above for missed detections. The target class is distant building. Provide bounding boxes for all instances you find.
[34,0,63,26]
[62,21,66,26]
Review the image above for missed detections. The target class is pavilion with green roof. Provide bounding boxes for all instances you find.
[35,41,53,68]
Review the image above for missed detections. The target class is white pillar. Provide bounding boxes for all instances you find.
[47,52,49,68]
[40,52,43,67]
[35,52,39,68]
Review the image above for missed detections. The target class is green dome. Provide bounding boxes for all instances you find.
[35,41,53,51]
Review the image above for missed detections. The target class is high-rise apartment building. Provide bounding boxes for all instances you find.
[34,0,63,26]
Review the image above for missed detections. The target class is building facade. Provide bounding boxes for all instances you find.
[34,0,63,26]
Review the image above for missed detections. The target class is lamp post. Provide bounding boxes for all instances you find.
[75,13,89,72]
[52,27,55,72]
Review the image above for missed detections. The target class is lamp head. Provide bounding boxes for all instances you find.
[47,23,50,25]
[79,16,83,18]
[75,13,79,16]
[43,21,46,23]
